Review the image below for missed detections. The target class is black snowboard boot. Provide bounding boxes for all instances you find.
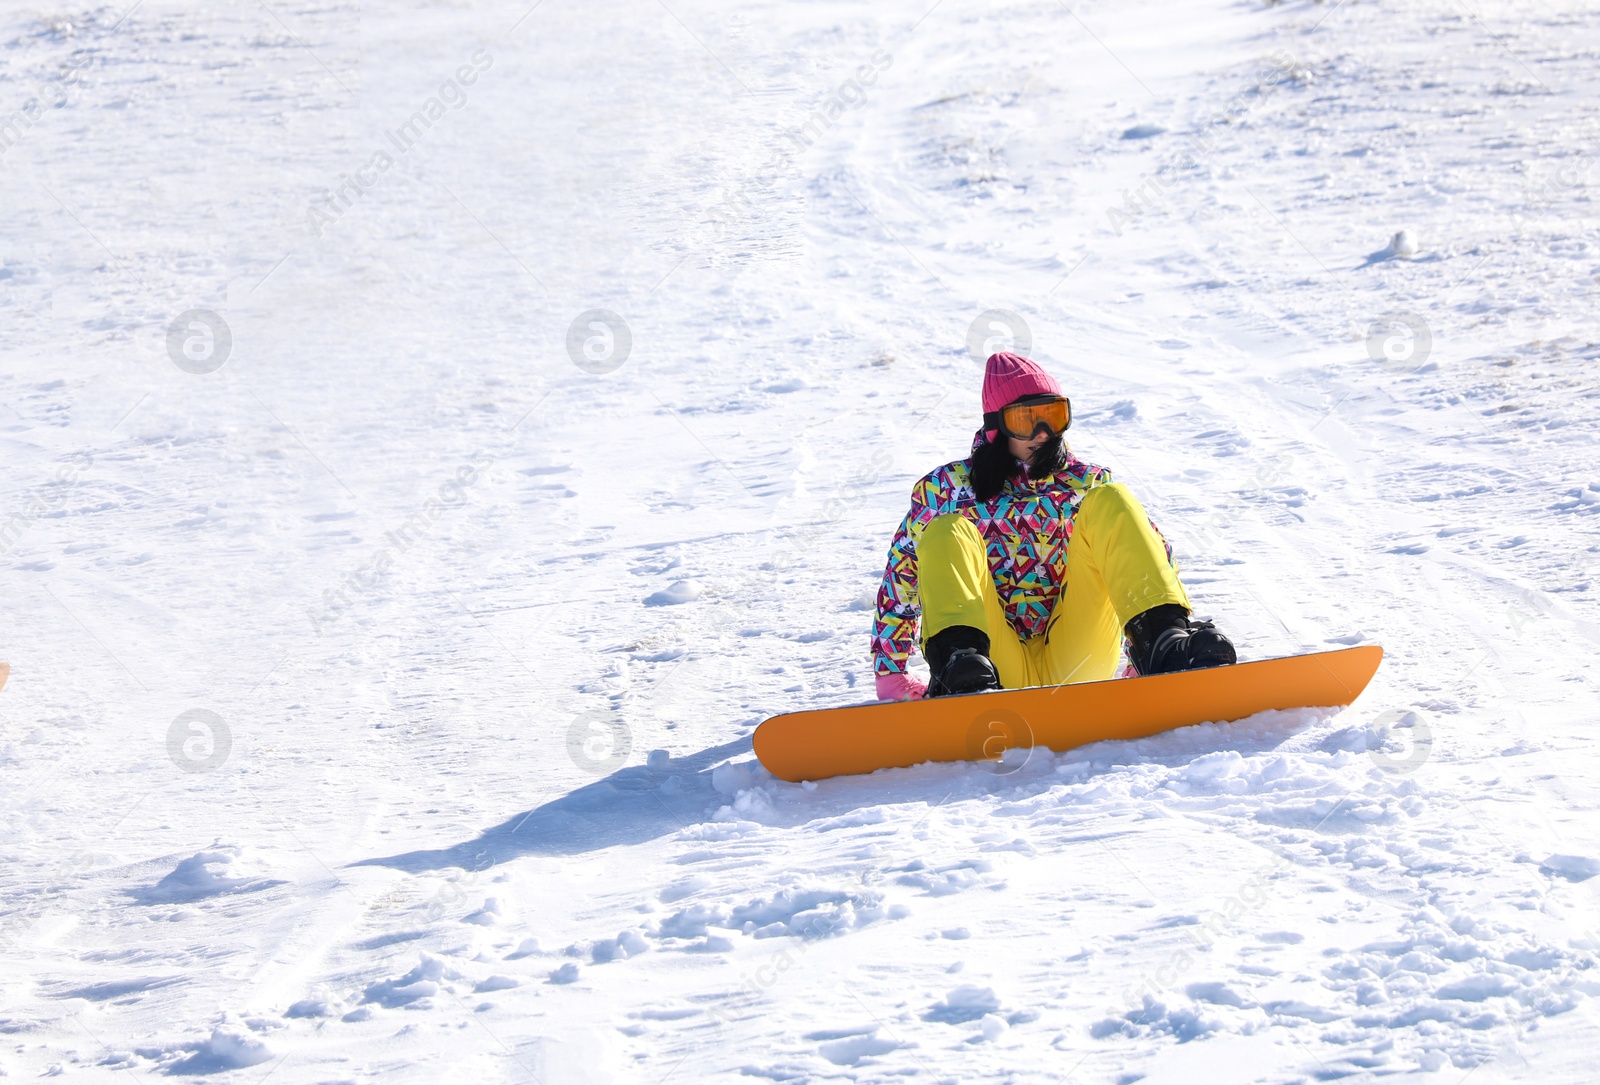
[1124,604,1237,676]
[924,625,1003,698]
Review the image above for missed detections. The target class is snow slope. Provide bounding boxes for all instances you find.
[3,0,1600,1080]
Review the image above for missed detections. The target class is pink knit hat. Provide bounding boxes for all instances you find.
[982,352,1062,414]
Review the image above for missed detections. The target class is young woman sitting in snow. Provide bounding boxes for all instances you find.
[873,351,1236,700]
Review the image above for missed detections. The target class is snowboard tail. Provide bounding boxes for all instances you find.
[753,646,1382,783]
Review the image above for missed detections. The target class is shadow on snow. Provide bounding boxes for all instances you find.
[351,706,1344,875]
[351,736,754,873]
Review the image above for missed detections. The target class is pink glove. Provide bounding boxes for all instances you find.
[876,672,927,702]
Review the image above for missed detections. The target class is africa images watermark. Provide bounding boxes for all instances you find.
[967,309,1031,366]
[1121,852,1290,1008]
[306,452,494,634]
[1106,50,1300,237]
[704,908,854,1028]
[0,51,94,159]
[308,48,494,237]
[0,453,94,558]
[1510,151,1592,238]
[168,708,231,774]
[767,447,894,578]
[693,50,893,249]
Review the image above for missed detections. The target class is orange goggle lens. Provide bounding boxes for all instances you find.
[995,398,1070,439]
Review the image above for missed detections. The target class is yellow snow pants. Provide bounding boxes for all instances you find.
[917,483,1191,687]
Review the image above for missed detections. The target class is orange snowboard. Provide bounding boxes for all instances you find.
[754,646,1383,782]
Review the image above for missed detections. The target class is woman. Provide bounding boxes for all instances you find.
[873,352,1235,700]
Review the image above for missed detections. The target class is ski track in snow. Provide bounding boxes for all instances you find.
[3,0,1600,1081]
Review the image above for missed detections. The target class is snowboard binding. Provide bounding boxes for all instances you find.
[924,625,1003,697]
[1125,604,1237,676]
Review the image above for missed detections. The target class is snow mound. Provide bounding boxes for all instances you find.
[1364,228,1425,264]
[818,1028,900,1065]
[923,984,1003,1024]
[133,845,282,905]
[1092,995,1231,1043]
[505,937,541,959]
[658,886,888,943]
[168,1026,274,1073]
[1539,854,1600,881]
[711,760,769,795]
[462,897,502,925]
[644,579,702,606]
[590,928,650,962]
[362,954,461,1009]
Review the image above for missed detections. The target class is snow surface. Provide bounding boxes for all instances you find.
[3,0,1600,1081]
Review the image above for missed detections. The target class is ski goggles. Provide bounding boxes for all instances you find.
[983,395,1071,441]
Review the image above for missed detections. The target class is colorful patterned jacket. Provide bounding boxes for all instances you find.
[872,440,1135,676]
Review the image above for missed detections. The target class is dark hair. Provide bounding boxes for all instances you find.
[970,430,1070,502]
